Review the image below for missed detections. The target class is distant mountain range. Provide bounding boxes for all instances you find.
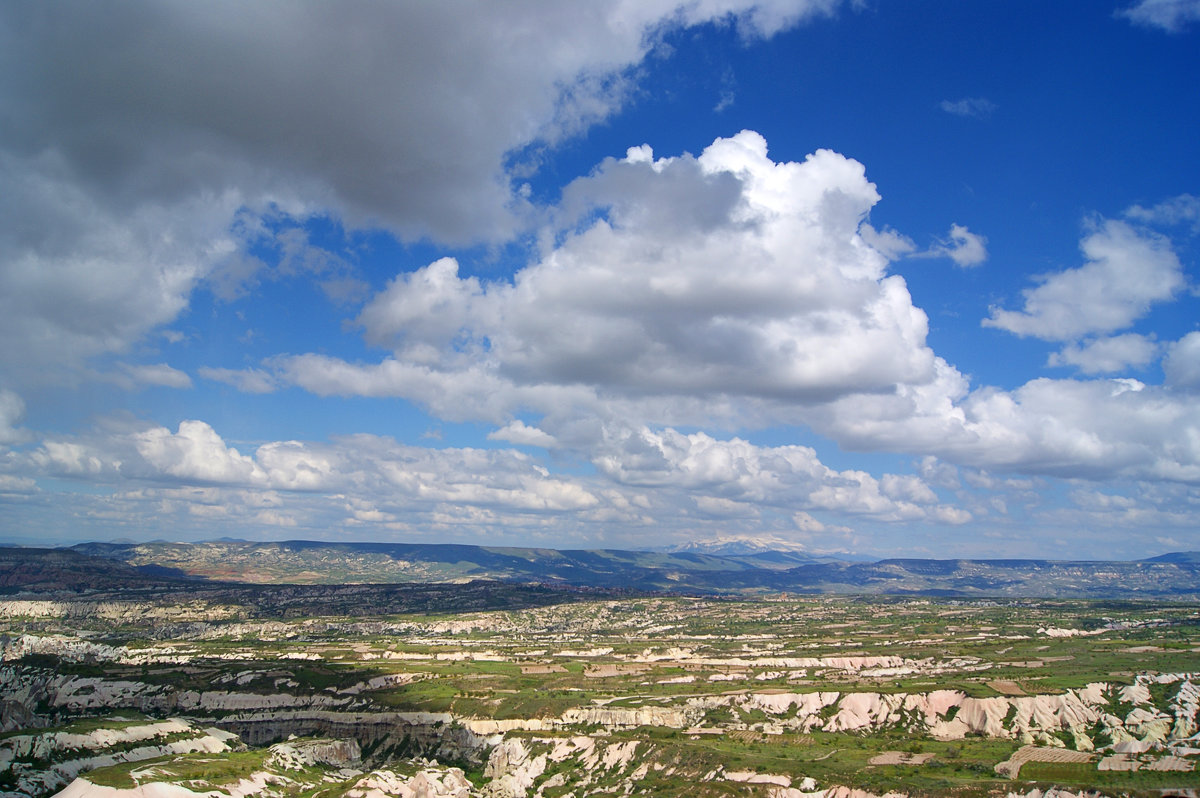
[0,539,1181,599]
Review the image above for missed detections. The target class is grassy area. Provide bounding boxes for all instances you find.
[86,750,271,789]
[1021,760,1200,793]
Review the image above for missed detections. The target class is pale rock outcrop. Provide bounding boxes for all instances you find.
[1118,683,1152,705]
[1,719,197,765]
[463,719,552,735]
[547,736,594,764]
[726,770,791,786]
[740,692,839,718]
[930,696,1011,739]
[1009,691,1102,741]
[483,739,545,798]
[1123,706,1172,745]
[1171,679,1199,737]
[902,690,964,725]
[559,706,691,728]
[1037,628,1101,638]
[340,673,428,695]
[600,741,638,770]
[3,720,239,798]
[825,692,907,732]
[267,737,361,770]
[346,767,474,798]
[54,778,222,798]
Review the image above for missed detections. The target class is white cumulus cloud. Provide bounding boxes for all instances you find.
[135,421,266,485]
[983,218,1184,340]
[281,132,939,415]
[1047,333,1160,374]
[923,223,988,267]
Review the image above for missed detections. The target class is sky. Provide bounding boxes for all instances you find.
[1,0,1199,560]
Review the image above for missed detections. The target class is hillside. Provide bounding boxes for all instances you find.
[52,539,1200,599]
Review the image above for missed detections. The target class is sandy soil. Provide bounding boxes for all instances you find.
[868,752,936,766]
[987,680,1027,696]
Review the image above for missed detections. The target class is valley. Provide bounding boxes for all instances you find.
[1,545,1199,798]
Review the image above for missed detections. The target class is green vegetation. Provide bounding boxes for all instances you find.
[87,750,271,789]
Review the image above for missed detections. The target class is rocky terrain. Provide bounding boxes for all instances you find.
[1,581,1199,797]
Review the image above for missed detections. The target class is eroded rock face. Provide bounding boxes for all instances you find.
[483,739,546,798]
[267,737,361,770]
[559,706,691,728]
[698,674,1200,752]
[347,767,475,798]
[0,719,239,797]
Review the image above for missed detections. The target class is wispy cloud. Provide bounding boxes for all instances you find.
[939,97,996,118]
[1125,194,1200,234]
[909,224,988,267]
[1117,0,1200,32]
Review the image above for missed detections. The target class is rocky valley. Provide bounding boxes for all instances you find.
[1,544,1198,797]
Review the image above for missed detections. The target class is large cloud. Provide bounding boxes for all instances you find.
[253,133,1200,488]
[19,415,958,546]
[287,132,937,414]
[815,370,1200,483]
[592,426,966,523]
[0,1,840,384]
[0,158,240,380]
[0,1,839,241]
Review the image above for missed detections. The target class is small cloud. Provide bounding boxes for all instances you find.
[107,363,193,391]
[1047,333,1159,374]
[983,218,1182,340]
[1125,193,1200,234]
[713,65,737,113]
[939,97,997,118]
[1109,377,1146,396]
[199,366,277,394]
[932,505,972,525]
[792,511,827,533]
[0,474,37,493]
[1116,0,1200,32]
[913,223,988,267]
[488,420,558,448]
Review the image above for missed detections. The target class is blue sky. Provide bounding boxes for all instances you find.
[1,0,1198,559]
